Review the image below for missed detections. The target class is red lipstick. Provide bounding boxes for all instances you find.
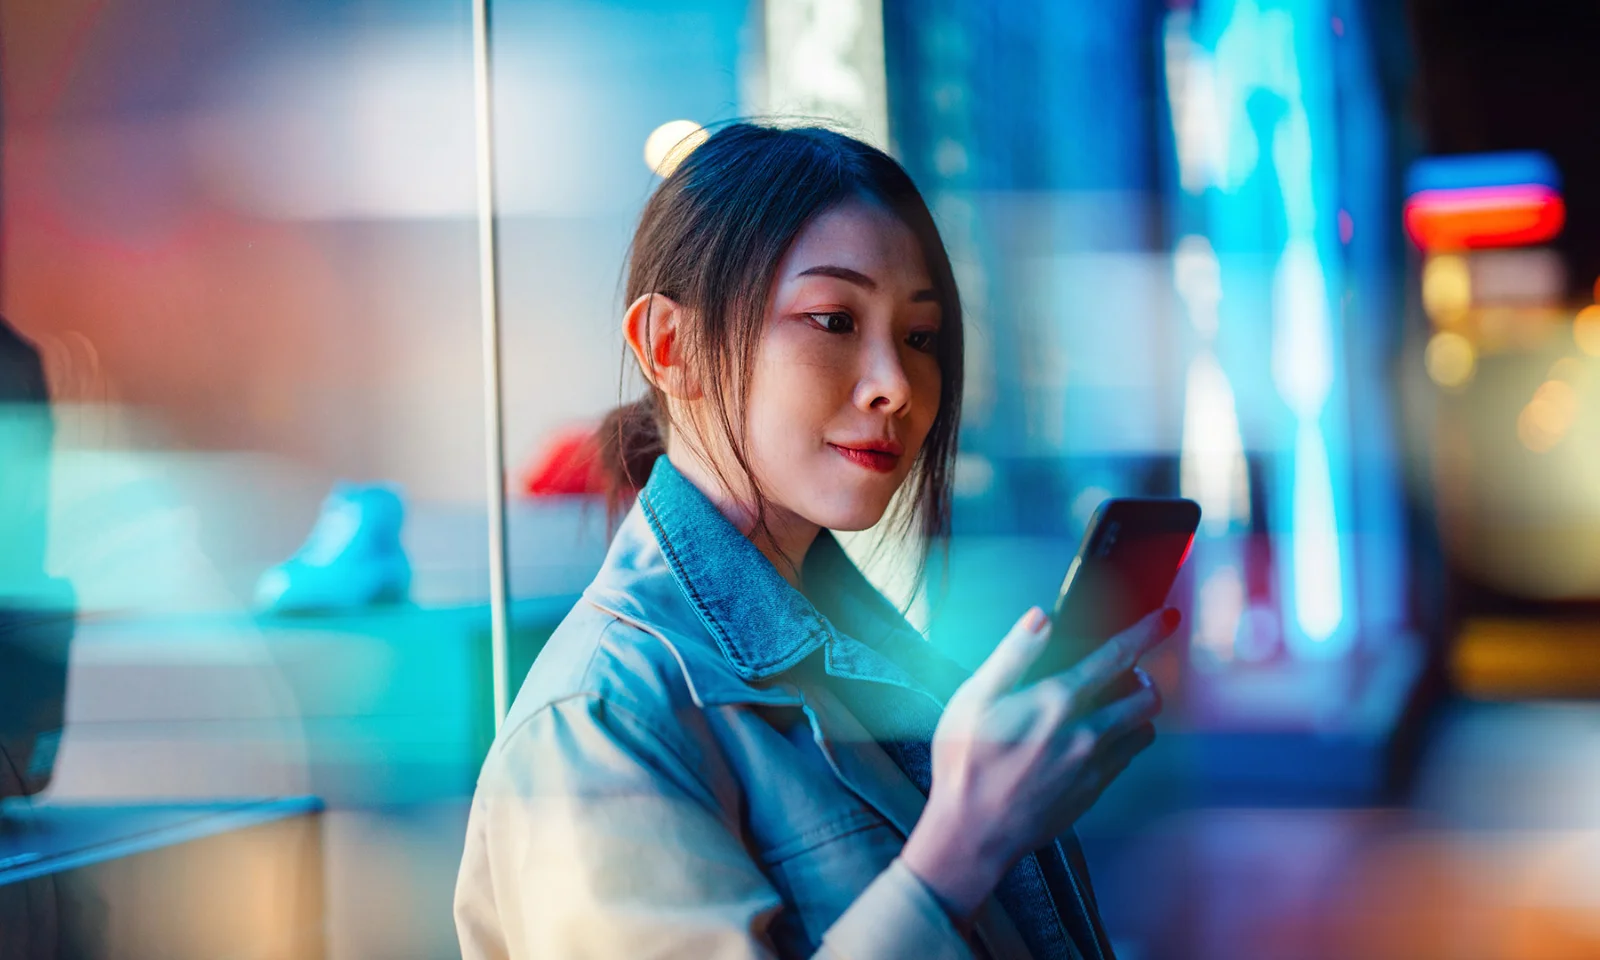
[829,440,902,474]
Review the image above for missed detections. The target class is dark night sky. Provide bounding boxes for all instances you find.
[1409,0,1600,297]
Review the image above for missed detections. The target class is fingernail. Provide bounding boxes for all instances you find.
[1161,607,1181,630]
[1023,607,1048,634]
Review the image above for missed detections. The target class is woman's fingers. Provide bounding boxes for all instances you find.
[1051,722,1157,816]
[1084,672,1162,741]
[1094,721,1157,773]
[1058,607,1180,704]
[959,607,1052,705]
[1049,668,1160,756]
[1085,722,1158,789]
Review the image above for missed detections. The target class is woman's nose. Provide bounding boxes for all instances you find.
[855,338,912,414]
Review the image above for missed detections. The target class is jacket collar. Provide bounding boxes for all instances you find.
[634,454,833,681]
[588,455,963,703]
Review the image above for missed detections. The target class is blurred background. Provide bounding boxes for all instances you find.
[3,0,1600,957]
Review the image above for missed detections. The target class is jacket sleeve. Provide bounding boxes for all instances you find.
[453,693,974,960]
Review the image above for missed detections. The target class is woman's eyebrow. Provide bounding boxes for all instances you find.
[796,264,938,302]
[796,264,877,289]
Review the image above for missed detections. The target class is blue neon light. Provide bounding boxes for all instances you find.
[1405,151,1561,197]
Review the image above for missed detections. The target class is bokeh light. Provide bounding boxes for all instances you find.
[1518,378,1578,452]
[1425,331,1477,387]
[1574,305,1600,356]
[643,120,708,177]
[1549,356,1584,382]
[1422,254,1471,326]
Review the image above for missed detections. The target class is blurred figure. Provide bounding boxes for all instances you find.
[0,314,76,960]
[0,314,73,801]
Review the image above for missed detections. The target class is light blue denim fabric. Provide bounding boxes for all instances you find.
[455,456,1112,960]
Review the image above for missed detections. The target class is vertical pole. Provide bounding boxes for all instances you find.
[470,0,512,730]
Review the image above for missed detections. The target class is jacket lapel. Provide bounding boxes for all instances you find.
[814,637,1094,960]
[794,678,928,839]
[796,670,1036,960]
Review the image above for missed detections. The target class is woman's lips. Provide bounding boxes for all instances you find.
[829,443,900,473]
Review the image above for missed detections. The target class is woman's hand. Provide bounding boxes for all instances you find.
[900,605,1180,921]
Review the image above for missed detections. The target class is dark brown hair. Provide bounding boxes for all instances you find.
[598,122,964,579]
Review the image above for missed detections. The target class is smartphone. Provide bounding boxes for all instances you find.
[1022,497,1201,687]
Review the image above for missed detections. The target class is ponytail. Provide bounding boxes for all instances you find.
[595,392,664,522]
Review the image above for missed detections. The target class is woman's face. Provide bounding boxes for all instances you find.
[740,199,944,532]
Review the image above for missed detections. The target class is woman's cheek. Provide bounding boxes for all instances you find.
[910,360,942,419]
[785,327,855,371]
[768,335,862,414]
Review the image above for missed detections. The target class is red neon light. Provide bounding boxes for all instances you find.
[1404,185,1565,250]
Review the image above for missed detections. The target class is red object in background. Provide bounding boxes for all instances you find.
[520,425,607,497]
[1403,185,1565,250]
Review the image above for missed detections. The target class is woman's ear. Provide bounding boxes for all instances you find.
[624,293,702,400]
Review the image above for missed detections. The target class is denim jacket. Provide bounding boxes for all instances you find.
[455,457,1114,959]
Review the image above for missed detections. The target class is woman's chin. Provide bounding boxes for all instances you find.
[824,515,881,533]
[806,495,893,532]
[790,462,905,531]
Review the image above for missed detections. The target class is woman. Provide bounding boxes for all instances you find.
[455,123,1178,960]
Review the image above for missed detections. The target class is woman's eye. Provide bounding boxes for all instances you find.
[807,312,855,334]
[908,330,939,353]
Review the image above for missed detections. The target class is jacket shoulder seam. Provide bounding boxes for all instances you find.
[495,618,723,810]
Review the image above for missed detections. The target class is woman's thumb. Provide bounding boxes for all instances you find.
[959,607,1051,704]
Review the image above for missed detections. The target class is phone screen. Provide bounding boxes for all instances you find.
[1023,497,1200,685]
